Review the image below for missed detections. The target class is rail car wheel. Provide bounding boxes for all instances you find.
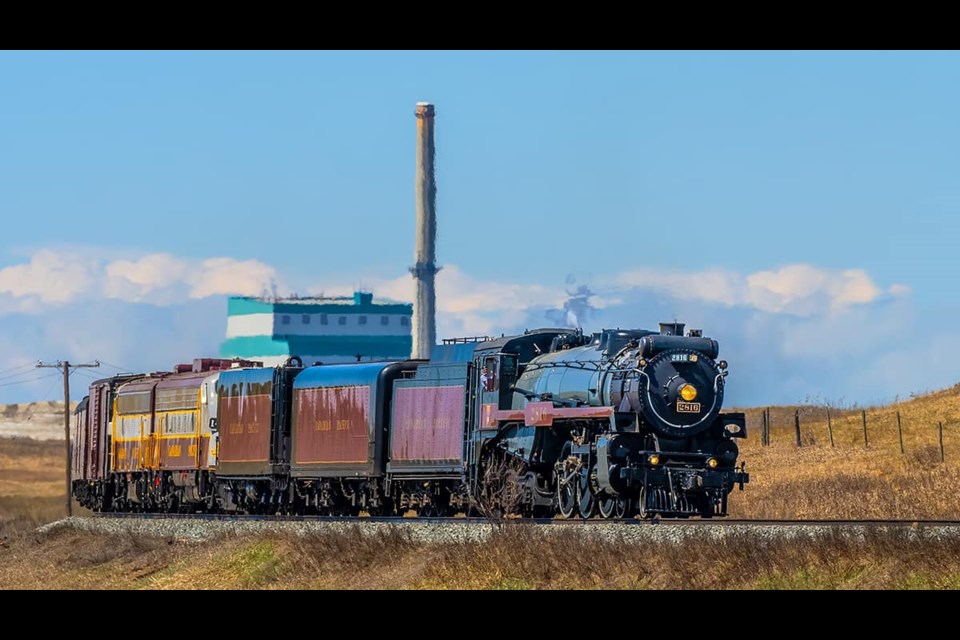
[576,470,596,519]
[615,495,631,519]
[636,487,650,520]
[556,443,577,519]
[557,473,576,519]
[597,492,617,519]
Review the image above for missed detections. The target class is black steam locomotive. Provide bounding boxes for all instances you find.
[474,322,748,518]
[73,322,747,519]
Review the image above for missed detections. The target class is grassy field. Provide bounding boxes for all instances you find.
[3,384,960,589]
[730,384,960,520]
[0,438,72,536]
[2,524,960,589]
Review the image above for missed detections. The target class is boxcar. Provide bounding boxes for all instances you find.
[214,359,302,512]
[72,375,142,509]
[388,355,472,475]
[290,361,417,478]
[217,364,295,477]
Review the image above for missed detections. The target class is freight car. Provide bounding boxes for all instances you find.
[72,323,748,519]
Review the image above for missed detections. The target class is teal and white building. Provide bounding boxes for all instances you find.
[220,292,413,366]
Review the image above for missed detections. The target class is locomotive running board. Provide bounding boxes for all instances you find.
[480,402,614,429]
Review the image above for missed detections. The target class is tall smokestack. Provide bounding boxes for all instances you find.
[411,102,438,360]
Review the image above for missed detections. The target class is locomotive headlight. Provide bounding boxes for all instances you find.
[707,457,718,469]
[648,454,660,466]
[679,384,698,402]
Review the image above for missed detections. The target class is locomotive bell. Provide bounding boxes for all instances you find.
[659,322,685,336]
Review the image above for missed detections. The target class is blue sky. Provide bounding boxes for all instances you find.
[1,51,959,406]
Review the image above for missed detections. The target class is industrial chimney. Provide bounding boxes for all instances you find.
[411,102,438,360]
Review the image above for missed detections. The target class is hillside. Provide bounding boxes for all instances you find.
[0,402,74,441]
[729,384,960,520]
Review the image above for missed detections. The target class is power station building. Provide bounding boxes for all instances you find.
[220,292,413,366]
[221,102,437,368]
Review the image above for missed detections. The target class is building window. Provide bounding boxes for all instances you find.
[400,316,409,326]
[302,315,311,325]
[359,316,367,325]
[338,316,347,326]
[320,314,328,325]
[380,316,390,326]
[281,315,291,326]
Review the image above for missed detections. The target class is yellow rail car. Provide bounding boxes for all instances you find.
[155,372,211,471]
[112,378,159,473]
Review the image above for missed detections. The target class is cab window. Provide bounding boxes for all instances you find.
[481,357,498,392]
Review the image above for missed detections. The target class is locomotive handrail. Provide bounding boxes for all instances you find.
[510,385,539,401]
[511,385,582,407]
[442,336,494,344]
[522,361,638,374]
[713,371,728,393]
[524,360,604,371]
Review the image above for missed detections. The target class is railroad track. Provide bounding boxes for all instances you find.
[91,513,960,527]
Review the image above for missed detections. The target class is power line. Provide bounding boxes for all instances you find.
[0,371,41,385]
[71,368,102,380]
[38,375,64,402]
[0,362,47,383]
[0,371,61,388]
[36,360,100,517]
[98,360,134,374]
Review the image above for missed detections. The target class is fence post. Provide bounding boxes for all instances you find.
[827,408,834,448]
[763,408,769,447]
[794,409,802,447]
[897,411,904,455]
[939,421,945,463]
[862,410,868,449]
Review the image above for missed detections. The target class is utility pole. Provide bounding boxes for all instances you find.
[36,360,99,516]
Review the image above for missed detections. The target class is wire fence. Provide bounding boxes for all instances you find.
[752,405,952,462]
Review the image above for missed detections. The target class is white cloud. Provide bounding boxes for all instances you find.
[616,263,907,317]
[0,249,98,305]
[190,258,277,299]
[314,264,569,338]
[1,248,941,407]
[104,253,192,302]
[3,247,900,325]
[0,249,277,312]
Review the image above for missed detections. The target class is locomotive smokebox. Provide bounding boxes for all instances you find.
[411,102,438,360]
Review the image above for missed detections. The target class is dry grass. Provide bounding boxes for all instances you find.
[0,438,69,536]
[416,525,960,589]
[729,384,960,520]
[2,526,960,589]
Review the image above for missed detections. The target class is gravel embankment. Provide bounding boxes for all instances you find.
[37,517,960,545]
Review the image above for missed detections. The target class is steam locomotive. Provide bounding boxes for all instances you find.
[72,322,748,519]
